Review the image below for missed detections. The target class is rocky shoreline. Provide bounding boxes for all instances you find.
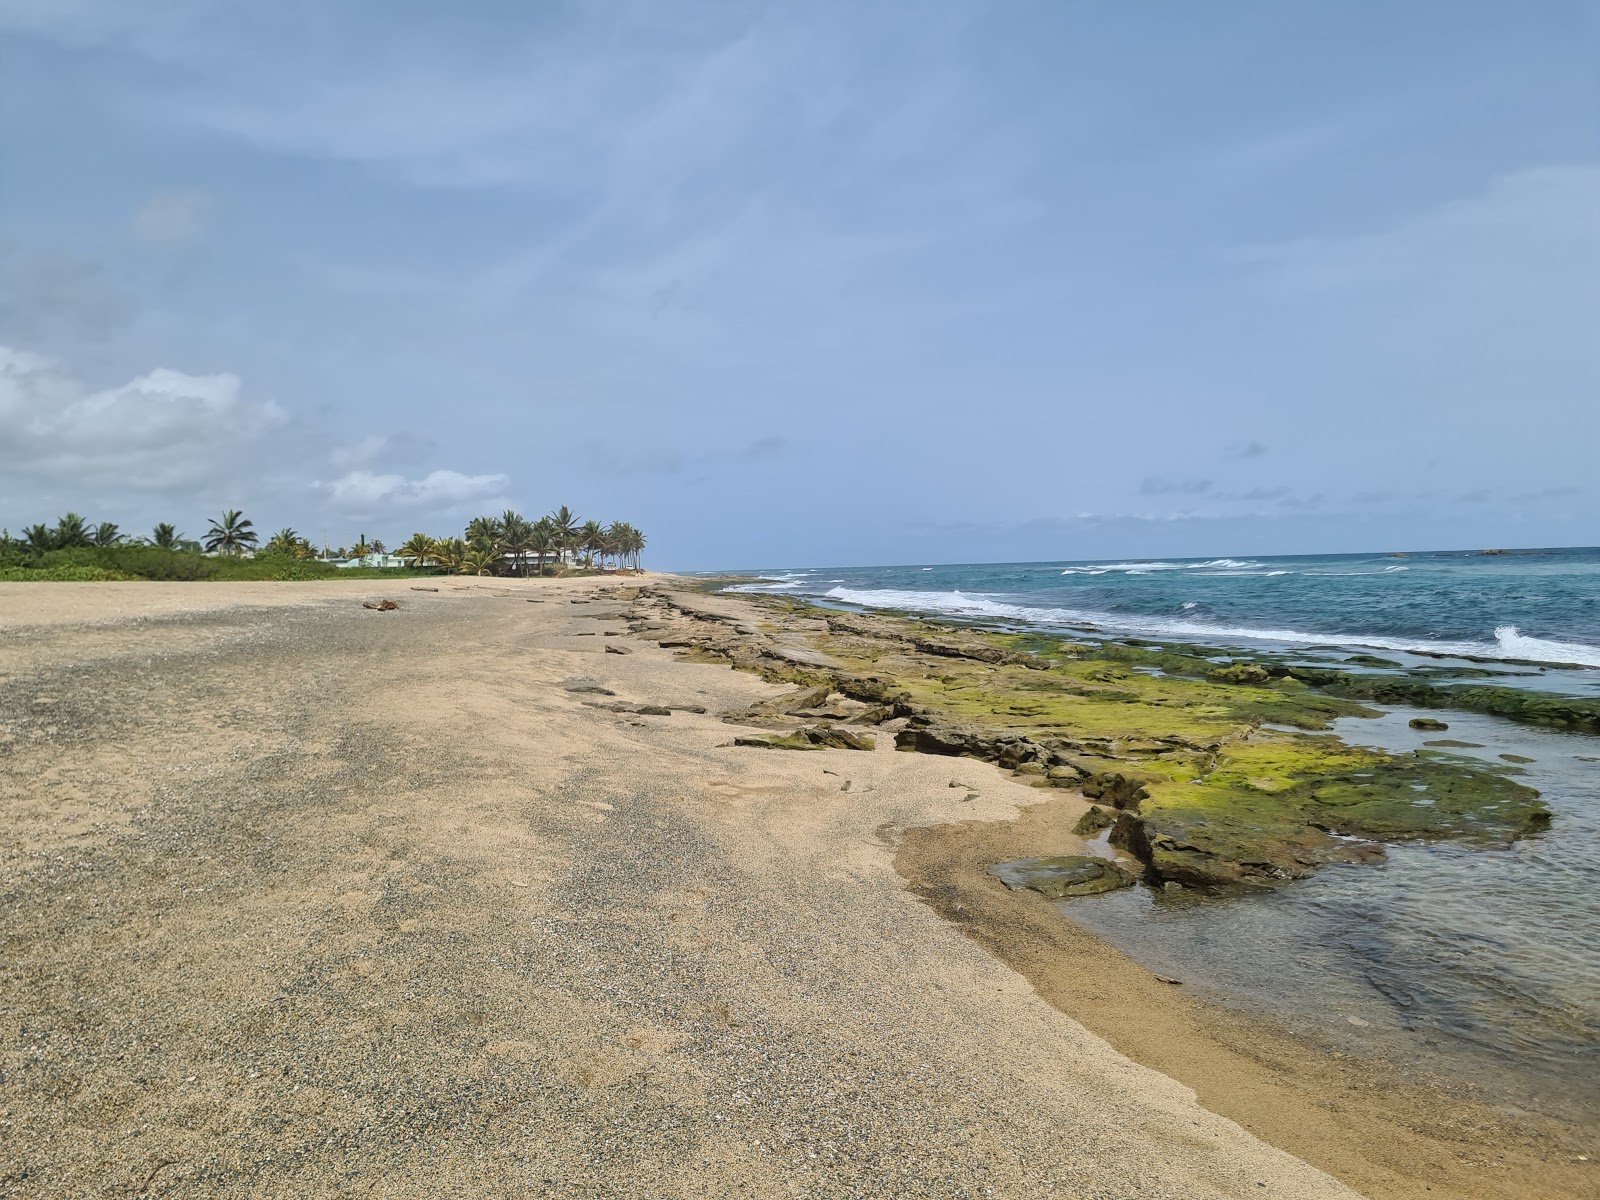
[625,583,1562,894]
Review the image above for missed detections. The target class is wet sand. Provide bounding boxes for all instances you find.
[0,579,1586,1197]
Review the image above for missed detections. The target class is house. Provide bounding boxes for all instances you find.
[336,553,411,569]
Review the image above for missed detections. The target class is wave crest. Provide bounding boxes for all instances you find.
[819,587,1600,668]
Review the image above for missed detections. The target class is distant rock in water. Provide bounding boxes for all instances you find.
[1410,717,1450,731]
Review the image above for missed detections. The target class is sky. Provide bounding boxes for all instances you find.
[1,1,1596,569]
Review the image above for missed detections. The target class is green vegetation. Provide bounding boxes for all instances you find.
[396,511,646,577]
[0,505,649,582]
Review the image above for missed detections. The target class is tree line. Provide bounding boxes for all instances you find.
[1,510,258,557]
[397,507,646,576]
[1,506,646,579]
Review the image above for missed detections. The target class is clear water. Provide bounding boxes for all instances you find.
[717,549,1600,1121]
[1072,708,1600,1122]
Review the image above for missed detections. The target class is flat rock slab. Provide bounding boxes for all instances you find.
[989,855,1136,898]
[760,643,839,668]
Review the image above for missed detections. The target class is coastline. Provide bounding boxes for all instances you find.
[0,578,1589,1197]
[634,579,1592,1197]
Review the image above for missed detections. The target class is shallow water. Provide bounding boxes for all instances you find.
[717,550,1600,1121]
[1066,707,1600,1122]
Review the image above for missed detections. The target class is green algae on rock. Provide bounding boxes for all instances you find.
[989,855,1136,898]
[634,586,1555,894]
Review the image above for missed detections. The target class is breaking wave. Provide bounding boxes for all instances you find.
[819,586,1600,668]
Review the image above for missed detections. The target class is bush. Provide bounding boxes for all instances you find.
[0,545,432,583]
[0,565,133,582]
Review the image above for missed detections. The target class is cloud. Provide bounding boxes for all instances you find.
[131,189,216,247]
[1225,440,1268,459]
[314,468,510,514]
[0,246,136,346]
[0,344,286,488]
[1139,477,1212,496]
[330,430,437,469]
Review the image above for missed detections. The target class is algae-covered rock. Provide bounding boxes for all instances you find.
[688,590,1556,895]
[989,855,1135,898]
[1072,805,1116,836]
[1409,717,1450,731]
[732,734,821,751]
[1346,654,1403,668]
[803,726,875,751]
[1120,738,1548,891]
[1207,663,1272,685]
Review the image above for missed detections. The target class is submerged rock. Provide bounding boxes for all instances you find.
[989,855,1136,898]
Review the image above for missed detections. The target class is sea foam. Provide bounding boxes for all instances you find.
[819,586,1600,668]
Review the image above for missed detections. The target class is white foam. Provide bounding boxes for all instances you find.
[820,586,1600,668]
[1062,558,1265,574]
[1495,626,1600,668]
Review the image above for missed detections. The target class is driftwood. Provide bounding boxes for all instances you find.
[362,599,400,611]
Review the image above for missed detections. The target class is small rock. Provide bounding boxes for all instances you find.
[988,855,1136,898]
[1409,717,1449,731]
[605,644,632,655]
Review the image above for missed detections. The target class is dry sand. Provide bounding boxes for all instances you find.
[0,579,1578,1198]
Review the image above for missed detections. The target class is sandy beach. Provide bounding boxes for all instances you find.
[0,579,1584,1198]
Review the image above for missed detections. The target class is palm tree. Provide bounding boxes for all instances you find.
[23,524,54,554]
[625,525,646,571]
[204,509,259,556]
[497,510,534,577]
[433,537,467,573]
[548,505,580,567]
[397,532,437,568]
[264,528,311,558]
[90,521,123,546]
[529,516,558,575]
[578,519,605,569]
[462,545,497,576]
[151,523,183,550]
[350,534,372,558]
[465,515,500,552]
[370,538,386,555]
[53,512,92,548]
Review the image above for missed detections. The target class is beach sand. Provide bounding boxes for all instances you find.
[0,579,1583,1197]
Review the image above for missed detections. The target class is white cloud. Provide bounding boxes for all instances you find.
[0,344,286,488]
[315,468,509,514]
[131,189,215,247]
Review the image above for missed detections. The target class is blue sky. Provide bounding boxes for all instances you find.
[1,1,1595,568]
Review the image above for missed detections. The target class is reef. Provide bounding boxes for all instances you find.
[624,585,1556,894]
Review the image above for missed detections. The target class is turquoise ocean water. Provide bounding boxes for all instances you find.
[721,548,1600,1120]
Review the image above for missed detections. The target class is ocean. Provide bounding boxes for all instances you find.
[717,548,1600,1121]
